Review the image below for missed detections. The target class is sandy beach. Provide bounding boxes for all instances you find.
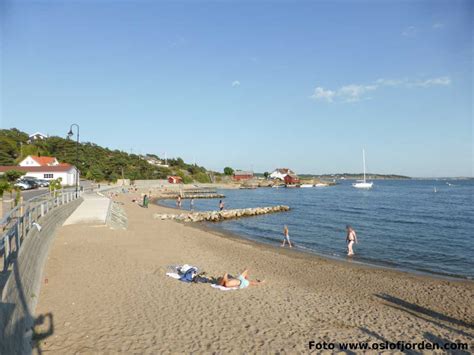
[34,192,474,353]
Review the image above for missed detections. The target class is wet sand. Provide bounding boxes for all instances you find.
[34,193,474,353]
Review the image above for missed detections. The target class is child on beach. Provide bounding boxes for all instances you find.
[219,200,224,211]
[346,225,357,256]
[281,225,292,248]
[143,194,149,208]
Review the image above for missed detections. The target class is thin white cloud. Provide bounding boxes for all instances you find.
[311,76,451,103]
[412,76,451,87]
[402,26,416,37]
[310,87,336,102]
[338,84,377,102]
[432,22,445,29]
[231,80,241,87]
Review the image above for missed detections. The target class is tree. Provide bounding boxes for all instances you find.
[224,167,234,176]
[49,178,62,197]
[0,181,11,197]
[263,171,270,179]
[4,170,26,182]
[193,172,211,183]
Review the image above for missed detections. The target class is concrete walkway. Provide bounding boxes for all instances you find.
[63,193,111,226]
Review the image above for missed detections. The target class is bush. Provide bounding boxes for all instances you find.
[193,172,211,183]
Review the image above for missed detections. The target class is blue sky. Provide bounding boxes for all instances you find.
[1,0,472,177]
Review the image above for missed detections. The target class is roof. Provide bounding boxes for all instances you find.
[168,176,183,179]
[0,165,75,173]
[29,132,48,138]
[29,156,57,166]
[234,170,253,176]
[274,168,293,174]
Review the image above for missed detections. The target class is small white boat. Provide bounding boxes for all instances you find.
[300,184,314,188]
[315,183,329,187]
[353,149,373,189]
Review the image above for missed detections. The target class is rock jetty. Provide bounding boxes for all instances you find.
[154,205,290,222]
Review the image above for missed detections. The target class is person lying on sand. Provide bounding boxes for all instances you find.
[218,270,264,289]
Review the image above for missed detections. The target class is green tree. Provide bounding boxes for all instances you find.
[193,172,211,183]
[4,170,26,182]
[224,167,234,176]
[49,178,63,197]
[263,172,270,179]
[0,181,11,197]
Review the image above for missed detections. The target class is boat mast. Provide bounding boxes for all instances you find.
[363,148,366,183]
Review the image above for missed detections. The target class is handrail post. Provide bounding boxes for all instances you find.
[3,234,10,271]
[41,203,45,217]
[28,210,32,231]
[15,221,21,250]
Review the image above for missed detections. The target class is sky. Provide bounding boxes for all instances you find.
[1,0,472,177]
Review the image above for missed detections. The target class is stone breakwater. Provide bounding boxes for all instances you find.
[154,205,290,222]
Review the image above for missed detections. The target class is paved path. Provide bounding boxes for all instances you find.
[63,193,111,226]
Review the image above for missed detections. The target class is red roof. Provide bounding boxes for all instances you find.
[30,156,58,166]
[0,165,75,173]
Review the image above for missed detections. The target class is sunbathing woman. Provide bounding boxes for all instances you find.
[218,269,264,289]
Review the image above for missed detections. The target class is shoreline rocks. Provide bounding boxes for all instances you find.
[153,205,290,223]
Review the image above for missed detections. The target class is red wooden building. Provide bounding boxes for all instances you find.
[233,170,254,181]
[284,174,300,185]
[168,176,183,184]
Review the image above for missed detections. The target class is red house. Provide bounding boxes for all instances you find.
[233,170,254,181]
[168,176,183,184]
[284,174,300,185]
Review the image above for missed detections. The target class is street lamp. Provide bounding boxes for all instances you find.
[67,124,80,197]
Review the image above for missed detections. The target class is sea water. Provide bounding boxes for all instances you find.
[159,180,474,279]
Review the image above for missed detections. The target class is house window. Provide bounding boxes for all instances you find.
[44,174,53,179]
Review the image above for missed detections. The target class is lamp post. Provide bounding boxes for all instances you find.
[67,124,80,197]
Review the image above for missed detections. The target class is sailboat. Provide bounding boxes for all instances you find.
[352,149,373,189]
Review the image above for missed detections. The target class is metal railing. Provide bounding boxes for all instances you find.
[0,189,83,272]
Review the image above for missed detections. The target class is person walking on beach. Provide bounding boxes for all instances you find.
[143,194,149,208]
[219,200,224,211]
[281,225,292,248]
[346,225,357,256]
[177,195,182,208]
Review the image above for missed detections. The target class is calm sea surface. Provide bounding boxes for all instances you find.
[159,180,474,279]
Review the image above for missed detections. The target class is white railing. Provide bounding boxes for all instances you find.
[0,189,83,272]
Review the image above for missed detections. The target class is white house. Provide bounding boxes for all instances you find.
[27,132,48,143]
[0,164,79,186]
[269,168,295,180]
[19,155,59,167]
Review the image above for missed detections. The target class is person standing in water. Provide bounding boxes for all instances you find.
[190,198,194,211]
[346,225,357,256]
[281,225,292,248]
[177,195,182,208]
[219,200,224,211]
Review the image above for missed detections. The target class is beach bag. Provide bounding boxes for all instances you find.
[178,265,199,282]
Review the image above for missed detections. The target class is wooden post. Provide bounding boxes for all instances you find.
[15,220,21,250]
[3,234,10,271]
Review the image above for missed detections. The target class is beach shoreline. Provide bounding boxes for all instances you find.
[155,195,473,282]
[34,191,474,353]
